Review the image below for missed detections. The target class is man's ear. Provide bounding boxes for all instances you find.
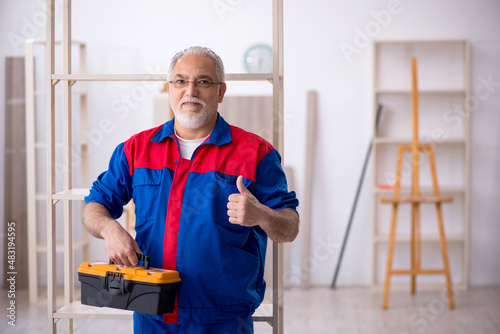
[218,83,227,103]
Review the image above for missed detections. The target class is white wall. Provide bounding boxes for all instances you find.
[1,0,499,288]
[281,0,500,287]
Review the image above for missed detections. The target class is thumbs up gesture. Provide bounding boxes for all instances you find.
[227,175,269,227]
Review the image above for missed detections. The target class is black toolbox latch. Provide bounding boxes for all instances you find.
[105,272,126,295]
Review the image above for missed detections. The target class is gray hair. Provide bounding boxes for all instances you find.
[168,46,225,82]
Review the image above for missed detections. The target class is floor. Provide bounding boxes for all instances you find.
[2,286,500,333]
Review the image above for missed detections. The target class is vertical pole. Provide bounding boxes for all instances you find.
[462,41,470,288]
[46,0,56,332]
[79,44,88,187]
[25,41,38,304]
[301,91,316,288]
[272,0,284,154]
[62,0,74,332]
[79,43,90,261]
[272,0,284,333]
[411,58,419,197]
[410,58,420,294]
[372,43,380,288]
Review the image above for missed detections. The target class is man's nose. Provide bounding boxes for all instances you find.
[184,81,199,96]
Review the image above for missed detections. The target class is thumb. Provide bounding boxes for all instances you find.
[134,242,142,255]
[236,175,251,195]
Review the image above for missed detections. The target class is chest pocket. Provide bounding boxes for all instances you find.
[132,168,162,222]
[212,172,243,231]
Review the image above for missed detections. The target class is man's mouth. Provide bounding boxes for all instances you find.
[179,97,207,112]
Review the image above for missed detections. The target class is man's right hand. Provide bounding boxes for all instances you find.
[82,202,141,267]
[102,220,142,267]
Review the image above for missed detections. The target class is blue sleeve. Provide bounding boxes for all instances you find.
[84,142,133,219]
[253,149,299,213]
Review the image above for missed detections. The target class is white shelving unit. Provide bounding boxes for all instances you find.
[371,40,469,288]
[25,39,90,304]
[45,0,285,333]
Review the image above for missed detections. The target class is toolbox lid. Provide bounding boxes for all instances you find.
[78,261,181,284]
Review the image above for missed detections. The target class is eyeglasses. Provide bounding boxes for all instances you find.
[168,79,223,89]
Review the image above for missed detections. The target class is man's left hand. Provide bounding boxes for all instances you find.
[227,175,269,227]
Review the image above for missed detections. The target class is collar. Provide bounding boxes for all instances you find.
[151,112,232,146]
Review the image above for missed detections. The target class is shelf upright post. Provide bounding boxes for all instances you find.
[79,43,91,261]
[62,0,74,332]
[463,41,470,288]
[272,0,284,333]
[25,40,38,304]
[45,0,57,332]
[371,43,380,287]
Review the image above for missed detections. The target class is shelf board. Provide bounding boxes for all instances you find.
[54,301,133,320]
[26,39,86,45]
[373,137,465,145]
[380,195,453,204]
[373,234,464,243]
[37,237,89,252]
[375,89,465,95]
[54,301,273,322]
[35,90,87,96]
[371,283,467,291]
[253,303,273,322]
[374,39,467,45]
[227,73,274,81]
[35,141,88,149]
[374,185,464,195]
[53,188,89,201]
[51,73,273,82]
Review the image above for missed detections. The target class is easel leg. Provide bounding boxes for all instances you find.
[382,203,398,309]
[382,146,406,309]
[435,202,455,308]
[411,203,415,294]
[410,203,416,294]
[427,146,455,309]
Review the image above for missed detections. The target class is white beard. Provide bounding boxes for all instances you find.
[173,97,215,129]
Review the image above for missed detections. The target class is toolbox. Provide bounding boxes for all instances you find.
[77,254,181,315]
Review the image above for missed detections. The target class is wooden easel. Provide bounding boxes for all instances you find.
[381,58,455,309]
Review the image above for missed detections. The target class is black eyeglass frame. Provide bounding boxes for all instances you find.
[167,80,224,89]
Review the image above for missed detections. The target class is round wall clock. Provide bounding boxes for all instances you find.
[243,44,273,73]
